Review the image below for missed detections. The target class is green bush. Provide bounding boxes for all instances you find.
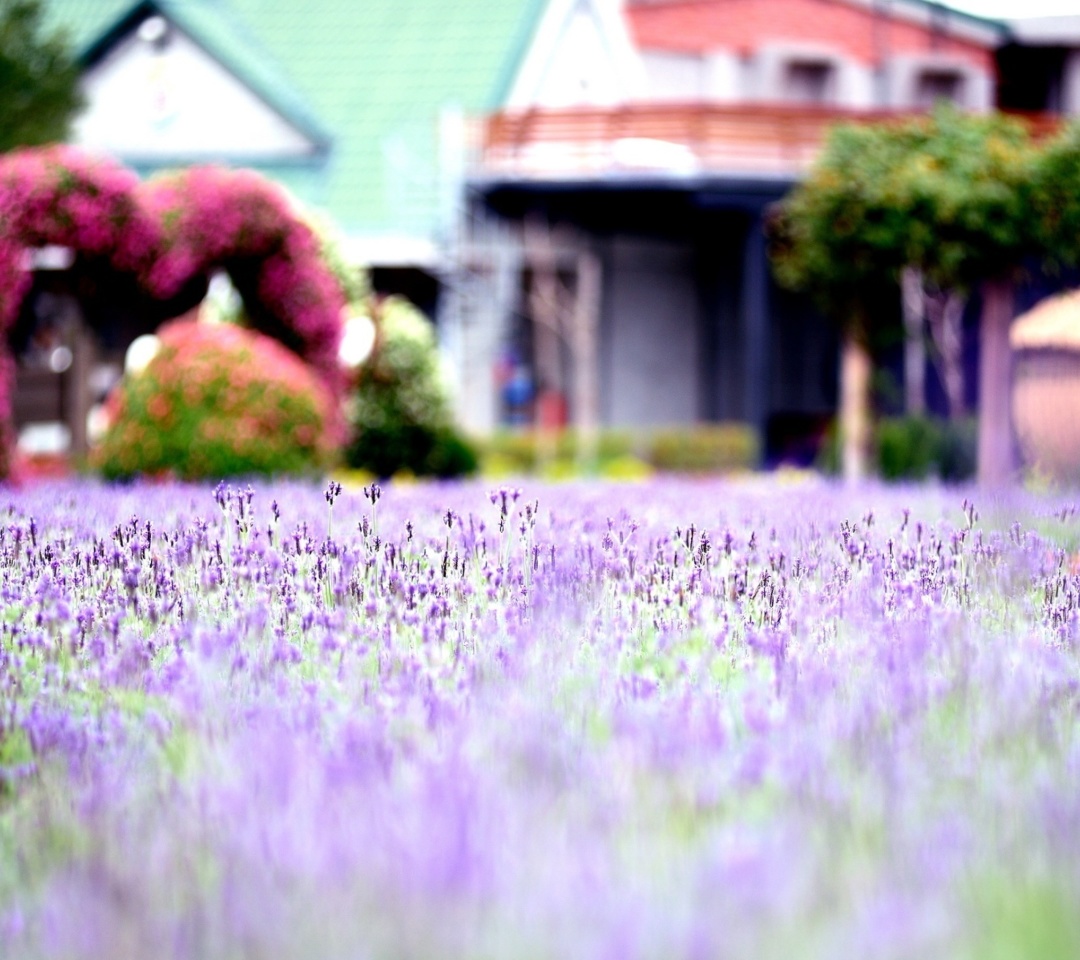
[479,424,757,476]
[877,415,977,482]
[344,296,477,478]
[647,424,759,473]
[877,416,941,480]
[482,429,635,472]
[349,423,478,479]
[91,320,335,480]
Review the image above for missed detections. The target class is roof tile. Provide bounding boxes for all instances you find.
[46,0,548,243]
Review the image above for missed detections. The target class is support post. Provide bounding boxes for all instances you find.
[901,267,926,416]
[572,248,601,471]
[741,212,770,456]
[840,330,873,484]
[977,278,1016,487]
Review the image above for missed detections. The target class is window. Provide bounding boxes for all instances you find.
[784,61,834,104]
[914,70,964,109]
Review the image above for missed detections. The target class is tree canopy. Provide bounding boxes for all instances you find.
[768,121,911,336]
[0,0,83,152]
[768,105,1046,485]
[1032,122,1080,275]
[770,106,1039,317]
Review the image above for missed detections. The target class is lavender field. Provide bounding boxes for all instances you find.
[1,475,1078,959]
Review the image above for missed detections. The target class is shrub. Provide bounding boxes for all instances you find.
[647,424,759,473]
[344,296,477,478]
[0,148,350,481]
[479,426,755,476]
[347,423,478,480]
[877,416,941,481]
[140,166,346,395]
[877,415,977,482]
[90,320,335,480]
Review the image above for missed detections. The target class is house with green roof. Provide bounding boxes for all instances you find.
[33,0,646,442]
[45,0,642,280]
[40,0,1068,465]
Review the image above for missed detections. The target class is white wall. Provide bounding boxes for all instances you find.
[507,0,645,108]
[1064,51,1080,116]
[884,54,993,111]
[532,8,625,106]
[703,52,745,102]
[74,23,316,161]
[642,44,876,107]
[603,237,699,427]
[751,43,875,107]
[641,51,705,101]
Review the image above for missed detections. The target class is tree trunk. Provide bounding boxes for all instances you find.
[939,292,966,419]
[901,267,926,416]
[571,249,601,472]
[840,329,873,484]
[524,219,566,467]
[925,285,966,420]
[976,277,1016,487]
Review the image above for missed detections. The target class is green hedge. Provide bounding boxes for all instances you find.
[647,424,759,473]
[817,415,978,482]
[480,423,758,477]
[91,320,334,481]
[344,297,477,478]
[877,415,977,482]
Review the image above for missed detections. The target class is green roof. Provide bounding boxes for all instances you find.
[45,0,548,246]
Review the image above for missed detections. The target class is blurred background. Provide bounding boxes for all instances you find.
[5,0,1080,482]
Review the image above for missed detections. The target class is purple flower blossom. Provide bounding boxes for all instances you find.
[0,477,1078,958]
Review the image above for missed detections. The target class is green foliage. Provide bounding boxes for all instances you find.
[877,415,977,482]
[0,0,83,151]
[91,321,335,481]
[344,296,477,478]
[770,106,1039,328]
[479,425,757,477]
[482,429,636,472]
[1032,120,1080,272]
[647,424,759,473]
[597,454,654,481]
[769,121,911,329]
[348,423,477,479]
[890,107,1038,289]
[0,726,32,794]
[963,873,1080,960]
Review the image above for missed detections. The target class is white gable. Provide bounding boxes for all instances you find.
[73,21,318,161]
[506,0,646,108]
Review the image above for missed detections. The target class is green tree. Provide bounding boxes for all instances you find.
[1033,120,1080,276]
[887,108,1038,487]
[771,106,1040,486]
[769,122,911,482]
[0,0,83,151]
[344,296,478,479]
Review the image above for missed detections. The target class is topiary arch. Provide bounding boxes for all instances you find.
[0,145,346,477]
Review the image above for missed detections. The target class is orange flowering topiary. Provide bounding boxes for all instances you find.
[90,320,335,481]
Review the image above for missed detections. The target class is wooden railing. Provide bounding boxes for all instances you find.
[473,103,1063,180]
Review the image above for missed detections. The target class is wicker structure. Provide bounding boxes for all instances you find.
[1011,290,1080,482]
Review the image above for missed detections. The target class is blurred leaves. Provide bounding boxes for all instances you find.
[91,319,335,480]
[0,0,83,152]
[344,296,477,478]
[769,105,1041,330]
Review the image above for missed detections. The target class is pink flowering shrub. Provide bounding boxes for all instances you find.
[89,320,335,481]
[0,145,163,476]
[0,147,347,480]
[139,166,344,394]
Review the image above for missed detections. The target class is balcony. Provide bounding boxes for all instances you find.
[472,103,1062,183]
